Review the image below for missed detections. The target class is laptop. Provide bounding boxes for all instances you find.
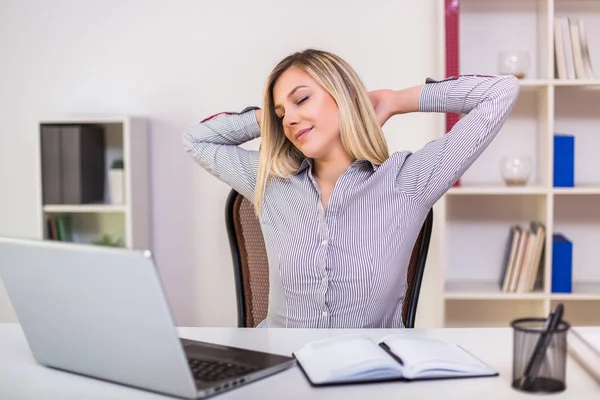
[0,236,295,399]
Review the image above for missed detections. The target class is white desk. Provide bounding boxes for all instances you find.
[1,323,599,399]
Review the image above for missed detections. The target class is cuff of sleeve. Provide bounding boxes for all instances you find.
[238,106,261,140]
[419,77,467,114]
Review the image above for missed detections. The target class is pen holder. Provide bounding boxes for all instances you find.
[511,317,570,393]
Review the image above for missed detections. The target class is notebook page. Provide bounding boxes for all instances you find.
[294,334,403,384]
[570,328,600,383]
[582,332,600,351]
[380,335,494,378]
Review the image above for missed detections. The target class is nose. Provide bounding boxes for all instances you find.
[282,108,300,127]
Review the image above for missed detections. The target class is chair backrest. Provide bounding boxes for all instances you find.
[401,208,433,328]
[225,189,434,328]
[225,190,270,328]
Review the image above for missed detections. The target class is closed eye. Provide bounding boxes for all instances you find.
[297,96,309,105]
[276,96,309,119]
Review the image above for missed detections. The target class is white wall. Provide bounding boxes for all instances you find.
[0,0,443,327]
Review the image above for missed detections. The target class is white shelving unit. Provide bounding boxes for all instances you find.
[38,116,151,250]
[437,0,600,328]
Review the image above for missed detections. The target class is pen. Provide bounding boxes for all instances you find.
[520,303,564,390]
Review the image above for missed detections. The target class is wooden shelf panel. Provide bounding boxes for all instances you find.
[445,280,546,300]
[519,79,600,87]
[447,186,548,195]
[519,80,549,87]
[43,204,127,213]
[553,80,600,86]
[39,116,133,125]
[553,187,600,195]
[447,186,600,195]
[551,283,600,300]
[445,281,600,300]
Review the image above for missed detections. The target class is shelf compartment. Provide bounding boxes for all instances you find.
[555,0,600,83]
[457,88,550,187]
[445,299,546,328]
[40,119,126,207]
[43,211,126,247]
[460,0,550,79]
[553,196,600,290]
[554,86,600,187]
[550,300,600,326]
[445,195,548,287]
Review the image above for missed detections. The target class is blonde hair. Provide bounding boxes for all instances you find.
[255,48,389,215]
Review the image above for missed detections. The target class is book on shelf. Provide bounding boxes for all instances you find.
[554,134,575,188]
[499,222,546,293]
[40,124,106,205]
[46,215,73,242]
[554,17,596,80]
[552,233,573,293]
[292,333,498,386]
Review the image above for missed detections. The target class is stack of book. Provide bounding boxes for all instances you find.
[40,124,106,205]
[46,215,72,242]
[554,17,596,80]
[499,222,546,293]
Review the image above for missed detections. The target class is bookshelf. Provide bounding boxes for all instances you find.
[38,116,151,250]
[438,0,600,328]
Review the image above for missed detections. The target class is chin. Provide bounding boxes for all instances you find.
[298,146,327,160]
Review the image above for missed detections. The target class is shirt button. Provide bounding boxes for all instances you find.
[321,240,328,246]
[322,311,328,317]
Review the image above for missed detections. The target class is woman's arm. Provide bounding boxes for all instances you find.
[182,106,262,201]
[393,74,520,208]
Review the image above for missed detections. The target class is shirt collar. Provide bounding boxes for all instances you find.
[295,158,378,174]
[296,158,313,174]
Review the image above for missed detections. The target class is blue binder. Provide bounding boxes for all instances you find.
[552,234,572,293]
[553,135,574,187]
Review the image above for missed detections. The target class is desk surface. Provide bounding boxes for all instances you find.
[1,323,599,399]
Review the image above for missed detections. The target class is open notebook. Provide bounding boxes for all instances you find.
[569,327,600,384]
[293,333,498,386]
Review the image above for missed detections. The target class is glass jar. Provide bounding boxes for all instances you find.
[498,51,531,79]
[501,156,532,186]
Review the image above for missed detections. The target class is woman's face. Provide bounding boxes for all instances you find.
[273,66,342,160]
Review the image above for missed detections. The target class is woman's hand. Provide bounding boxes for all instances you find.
[368,89,396,126]
[368,85,424,126]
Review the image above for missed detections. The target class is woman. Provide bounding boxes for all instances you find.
[183,48,520,329]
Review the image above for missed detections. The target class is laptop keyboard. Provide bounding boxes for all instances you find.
[188,358,258,382]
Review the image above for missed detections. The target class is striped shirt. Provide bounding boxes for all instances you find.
[183,74,520,329]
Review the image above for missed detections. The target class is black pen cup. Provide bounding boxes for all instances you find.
[510,317,570,393]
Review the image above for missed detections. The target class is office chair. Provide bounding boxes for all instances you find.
[225,189,434,328]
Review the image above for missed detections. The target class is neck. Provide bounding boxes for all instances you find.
[313,146,354,185]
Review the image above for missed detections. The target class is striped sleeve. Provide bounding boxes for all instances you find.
[183,107,261,201]
[395,74,520,208]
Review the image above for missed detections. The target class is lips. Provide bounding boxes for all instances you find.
[295,127,313,141]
